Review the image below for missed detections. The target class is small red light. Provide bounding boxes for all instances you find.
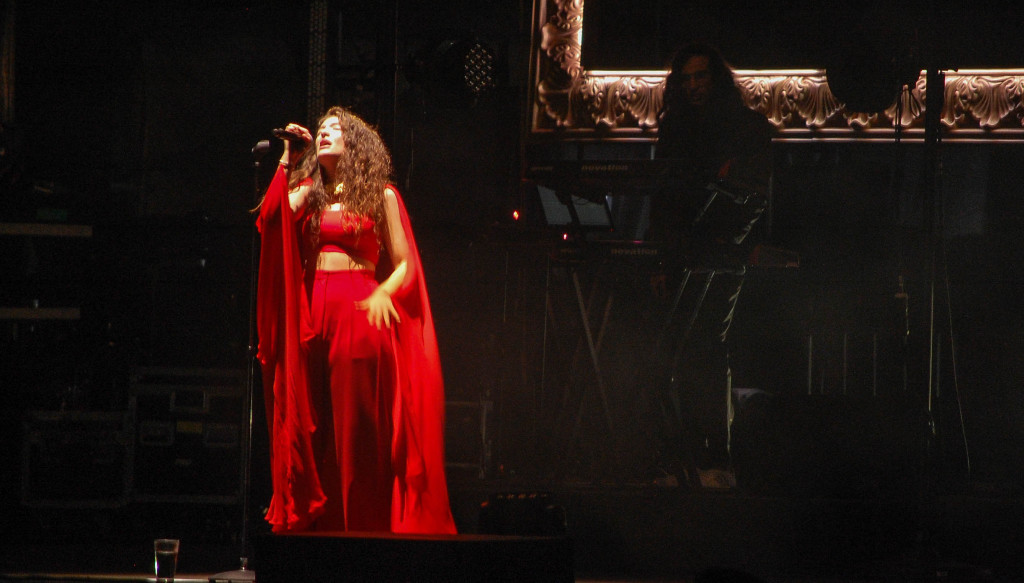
[512,210,520,221]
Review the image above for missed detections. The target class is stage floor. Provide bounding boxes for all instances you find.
[0,568,1008,583]
[2,477,1022,582]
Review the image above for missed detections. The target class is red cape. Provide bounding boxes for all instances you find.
[256,165,455,534]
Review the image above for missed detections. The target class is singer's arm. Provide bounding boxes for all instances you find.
[284,179,310,214]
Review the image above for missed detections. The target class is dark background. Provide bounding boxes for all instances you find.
[583,0,1024,70]
[3,0,1024,576]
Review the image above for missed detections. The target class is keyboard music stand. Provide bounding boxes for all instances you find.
[537,186,622,479]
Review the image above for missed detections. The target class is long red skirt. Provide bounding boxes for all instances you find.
[306,269,396,532]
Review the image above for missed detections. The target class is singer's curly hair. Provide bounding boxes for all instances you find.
[292,106,394,250]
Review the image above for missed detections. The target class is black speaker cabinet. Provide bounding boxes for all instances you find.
[445,399,493,479]
[130,367,246,503]
[478,492,568,536]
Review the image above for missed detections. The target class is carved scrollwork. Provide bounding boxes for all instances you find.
[944,73,1024,128]
[534,0,584,127]
[539,0,583,81]
[618,75,664,129]
[532,0,1024,141]
[570,75,664,129]
[737,72,844,129]
[888,76,927,128]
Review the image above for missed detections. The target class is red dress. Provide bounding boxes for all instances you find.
[256,165,456,534]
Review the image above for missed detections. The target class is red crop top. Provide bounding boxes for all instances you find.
[317,207,380,265]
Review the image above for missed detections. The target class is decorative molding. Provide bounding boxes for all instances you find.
[531,0,1024,142]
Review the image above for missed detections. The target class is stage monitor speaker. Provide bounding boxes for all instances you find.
[478,491,567,536]
[254,532,574,583]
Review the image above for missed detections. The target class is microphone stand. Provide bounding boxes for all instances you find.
[210,139,270,583]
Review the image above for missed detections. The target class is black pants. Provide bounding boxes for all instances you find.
[646,265,745,470]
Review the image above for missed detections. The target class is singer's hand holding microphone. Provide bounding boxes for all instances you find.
[274,123,311,169]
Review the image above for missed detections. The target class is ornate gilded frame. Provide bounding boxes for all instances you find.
[530,0,1024,142]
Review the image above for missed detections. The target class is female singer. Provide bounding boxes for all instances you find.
[256,106,455,534]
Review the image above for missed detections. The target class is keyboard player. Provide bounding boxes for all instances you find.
[644,42,774,487]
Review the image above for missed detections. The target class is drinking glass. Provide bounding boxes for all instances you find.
[154,538,179,583]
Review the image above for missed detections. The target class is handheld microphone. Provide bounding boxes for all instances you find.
[272,128,304,143]
[251,139,271,159]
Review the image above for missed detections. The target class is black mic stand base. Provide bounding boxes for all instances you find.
[209,557,256,583]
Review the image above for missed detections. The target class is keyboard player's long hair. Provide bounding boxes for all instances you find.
[659,42,745,126]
